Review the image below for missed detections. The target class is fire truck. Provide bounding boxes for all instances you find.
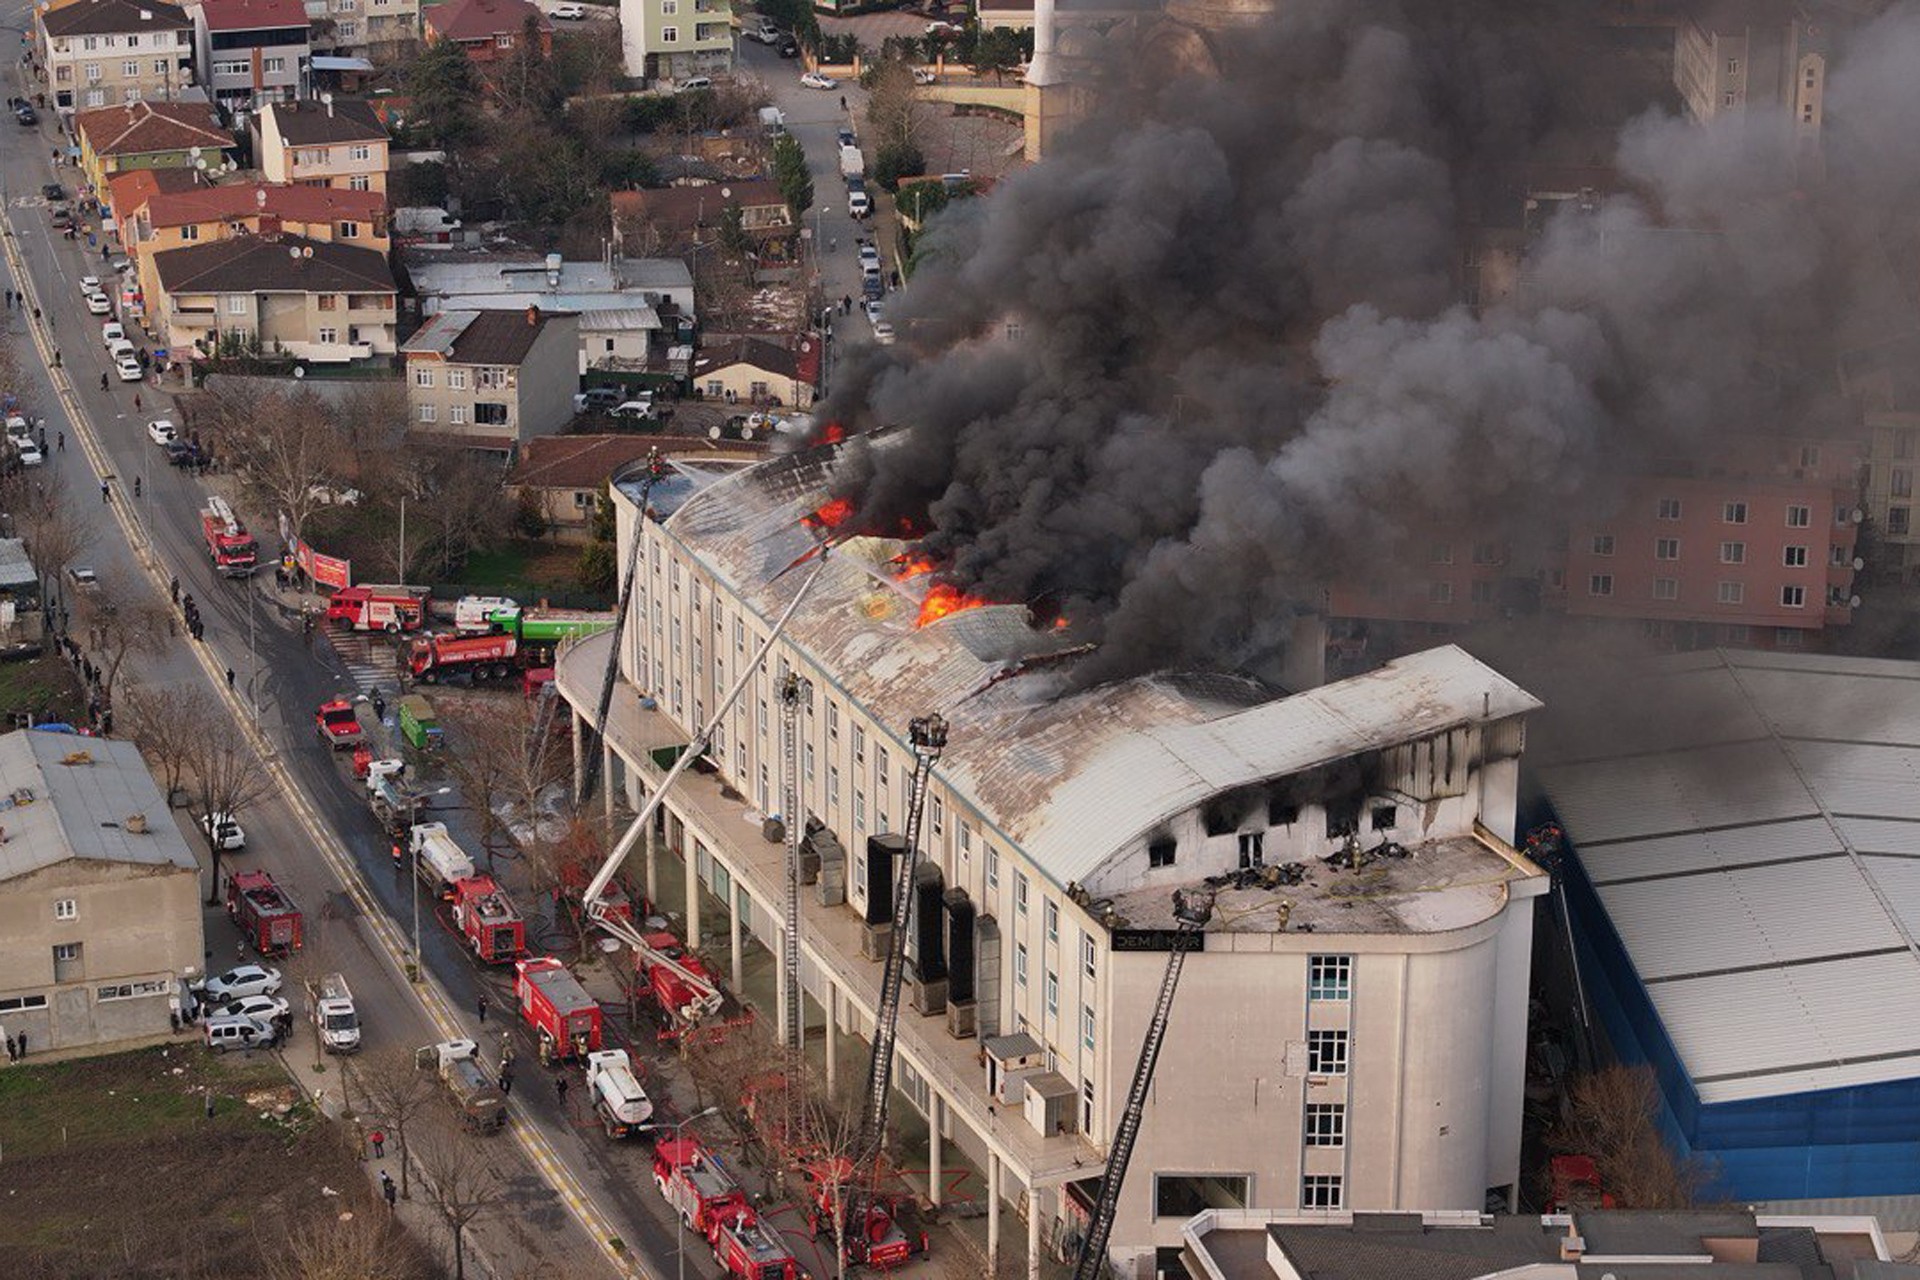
[403,632,520,685]
[450,875,526,963]
[199,498,258,577]
[804,1164,926,1271]
[514,956,603,1064]
[315,698,363,750]
[585,1048,654,1138]
[635,928,725,1039]
[225,869,303,956]
[408,822,477,898]
[326,584,428,632]
[653,1136,750,1235]
[711,1212,801,1280]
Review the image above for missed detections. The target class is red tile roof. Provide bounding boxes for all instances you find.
[610,181,789,234]
[75,101,231,157]
[425,0,550,42]
[141,182,387,230]
[199,0,308,30]
[105,165,205,223]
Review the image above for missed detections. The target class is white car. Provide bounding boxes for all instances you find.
[108,337,135,362]
[926,19,960,36]
[611,399,656,420]
[85,291,111,315]
[79,274,101,294]
[115,355,142,382]
[203,811,246,850]
[200,964,283,1003]
[101,321,126,348]
[863,298,884,326]
[873,320,897,346]
[848,189,872,219]
[147,418,177,445]
[858,244,882,270]
[9,435,42,467]
[912,67,937,85]
[801,71,838,90]
[209,993,288,1026]
[551,1,585,16]
[675,76,712,93]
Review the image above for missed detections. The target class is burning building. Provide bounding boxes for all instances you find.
[554,443,1551,1273]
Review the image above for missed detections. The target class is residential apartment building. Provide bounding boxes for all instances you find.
[151,231,396,363]
[191,0,311,112]
[691,334,818,409]
[0,732,204,1058]
[611,181,791,253]
[37,0,197,115]
[73,99,233,190]
[618,0,733,84]
[1860,407,1920,580]
[1673,0,1825,154]
[359,0,420,52]
[422,0,550,67]
[120,180,387,334]
[254,96,388,191]
[400,307,580,457]
[553,444,1549,1275]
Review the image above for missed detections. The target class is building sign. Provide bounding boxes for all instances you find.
[292,537,351,590]
[1110,929,1205,954]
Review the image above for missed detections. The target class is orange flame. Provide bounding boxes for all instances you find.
[803,496,855,531]
[891,554,937,579]
[916,582,991,627]
[821,422,847,445]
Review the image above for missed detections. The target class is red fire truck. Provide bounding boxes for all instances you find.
[200,497,258,577]
[636,929,725,1037]
[451,875,526,963]
[710,1212,801,1280]
[653,1137,750,1236]
[805,1160,926,1271]
[326,584,428,632]
[315,698,363,750]
[404,632,520,684]
[514,956,603,1064]
[225,869,303,956]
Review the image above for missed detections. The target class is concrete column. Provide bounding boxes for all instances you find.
[987,1153,1001,1273]
[728,879,744,993]
[928,1094,944,1208]
[687,839,702,948]
[774,923,790,1048]
[1026,1184,1041,1280]
[602,744,617,821]
[824,983,838,1091]
[570,709,585,801]
[643,796,658,907]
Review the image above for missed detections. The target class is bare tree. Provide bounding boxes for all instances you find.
[1548,1064,1708,1209]
[187,711,276,902]
[2,473,96,598]
[198,385,343,574]
[80,578,172,703]
[797,1079,868,1280]
[122,683,219,806]
[265,1207,423,1280]
[438,702,516,869]
[863,61,924,159]
[416,447,504,579]
[413,1132,502,1280]
[347,1045,440,1201]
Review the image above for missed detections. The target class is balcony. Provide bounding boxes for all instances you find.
[556,631,1104,1189]
[278,339,375,363]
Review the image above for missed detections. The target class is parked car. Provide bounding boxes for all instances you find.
[200,964,283,1003]
[859,244,883,275]
[861,274,885,301]
[101,321,126,348]
[48,204,71,228]
[573,386,623,413]
[115,355,142,382]
[15,105,37,126]
[209,993,288,1025]
[79,274,100,294]
[41,182,64,201]
[926,19,960,36]
[66,565,98,590]
[747,21,780,43]
[552,1,586,16]
[676,76,712,93]
[611,399,656,420]
[202,811,246,851]
[167,441,208,469]
[873,321,897,346]
[204,1016,278,1053]
[913,67,938,85]
[864,299,885,326]
[848,189,872,219]
[837,127,856,149]
[801,71,838,90]
[85,291,111,316]
[146,419,177,446]
[777,35,800,57]
[8,434,42,467]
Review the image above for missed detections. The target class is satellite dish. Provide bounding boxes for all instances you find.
[294,366,306,378]
[720,186,733,199]
[194,157,207,170]
[1853,557,1866,571]
[1850,595,1862,608]
[1853,508,1866,523]
[707,424,722,440]
[289,246,302,258]
[740,425,754,441]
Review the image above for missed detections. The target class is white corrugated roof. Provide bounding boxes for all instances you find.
[1541,649,1920,1104]
[0,731,200,881]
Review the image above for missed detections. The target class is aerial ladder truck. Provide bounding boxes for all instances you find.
[1068,887,1215,1280]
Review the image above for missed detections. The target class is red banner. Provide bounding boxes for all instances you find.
[293,538,352,590]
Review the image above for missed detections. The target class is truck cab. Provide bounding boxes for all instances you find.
[316,698,363,749]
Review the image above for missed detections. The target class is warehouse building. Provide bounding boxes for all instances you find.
[554,445,1550,1275]
[1538,649,1920,1225]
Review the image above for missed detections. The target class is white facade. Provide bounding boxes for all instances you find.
[555,448,1547,1273]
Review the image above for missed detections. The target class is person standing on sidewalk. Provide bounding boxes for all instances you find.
[477,993,489,1024]
[370,1128,386,1159]
[381,1171,396,1209]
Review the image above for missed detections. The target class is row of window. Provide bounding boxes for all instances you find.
[53,31,192,52]
[413,366,509,390]
[294,145,375,166]
[213,56,293,76]
[1589,576,1819,607]
[416,402,510,425]
[655,24,728,42]
[1592,536,1819,566]
[1153,1173,1345,1217]
[60,58,183,82]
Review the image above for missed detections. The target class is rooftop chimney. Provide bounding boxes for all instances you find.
[544,252,561,288]
[139,8,153,19]
[322,91,334,118]
[525,304,540,327]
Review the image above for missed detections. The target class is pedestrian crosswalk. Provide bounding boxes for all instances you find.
[324,630,398,697]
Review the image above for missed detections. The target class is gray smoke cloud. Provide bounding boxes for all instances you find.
[816,0,1920,685]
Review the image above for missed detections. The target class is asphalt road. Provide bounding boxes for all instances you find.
[0,15,746,1279]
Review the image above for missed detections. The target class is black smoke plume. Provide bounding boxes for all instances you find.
[815,0,1918,685]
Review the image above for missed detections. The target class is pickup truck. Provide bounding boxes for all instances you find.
[416,1039,507,1133]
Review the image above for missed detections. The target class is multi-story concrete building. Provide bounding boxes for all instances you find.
[0,731,205,1058]
[151,230,396,364]
[253,97,389,192]
[400,306,580,458]
[191,0,311,113]
[1673,0,1825,155]
[619,0,733,86]
[358,0,420,53]
[36,0,197,115]
[553,442,1550,1274]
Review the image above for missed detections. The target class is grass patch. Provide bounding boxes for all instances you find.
[0,652,88,726]
[0,1046,433,1279]
[457,539,603,605]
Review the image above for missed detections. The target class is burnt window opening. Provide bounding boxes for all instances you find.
[1202,804,1236,838]
[1268,798,1299,827]
[1325,795,1361,840]
[1237,832,1263,868]
[1370,804,1397,832]
[1148,837,1177,869]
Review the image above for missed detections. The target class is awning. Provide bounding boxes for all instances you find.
[311,56,375,72]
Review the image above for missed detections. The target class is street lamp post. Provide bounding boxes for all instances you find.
[408,786,455,980]
[641,1104,720,1280]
